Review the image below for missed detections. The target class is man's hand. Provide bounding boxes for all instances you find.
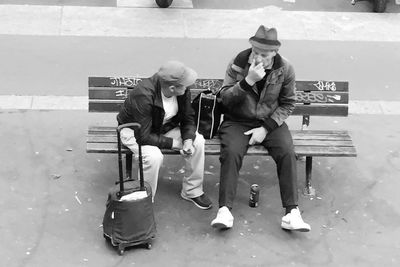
[182,139,195,156]
[244,127,268,145]
[172,139,183,151]
[245,59,266,86]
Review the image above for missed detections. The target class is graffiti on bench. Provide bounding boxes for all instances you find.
[110,77,142,87]
[296,91,342,103]
[115,88,129,99]
[192,79,223,93]
[313,81,337,92]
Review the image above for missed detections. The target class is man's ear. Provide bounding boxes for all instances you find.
[168,85,176,93]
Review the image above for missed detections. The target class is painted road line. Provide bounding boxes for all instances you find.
[117,0,193,8]
[0,5,399,41]
[349,100,383,115]
[31,96,88,110]
[0,96,33,109]
[1,95,400,115]
[379,101,400,114]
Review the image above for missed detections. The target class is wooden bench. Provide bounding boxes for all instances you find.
[87,76,357,196]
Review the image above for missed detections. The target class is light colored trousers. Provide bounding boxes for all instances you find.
[120,127,205,200]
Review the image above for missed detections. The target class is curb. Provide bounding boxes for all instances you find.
[1,95,399,115]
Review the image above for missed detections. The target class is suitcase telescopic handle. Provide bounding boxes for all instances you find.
[116,123,145,195]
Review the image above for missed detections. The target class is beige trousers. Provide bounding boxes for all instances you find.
[120,127,205,201]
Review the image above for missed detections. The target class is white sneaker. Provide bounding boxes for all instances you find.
[281,208,311,232]
[211,206,234,229]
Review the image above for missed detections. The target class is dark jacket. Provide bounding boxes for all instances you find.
[218,48,296,132]
[117,74,196,149]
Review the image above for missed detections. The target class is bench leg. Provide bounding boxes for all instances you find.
[126,153,133,180]
[303,156,316,196]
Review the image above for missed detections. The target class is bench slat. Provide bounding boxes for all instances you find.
[294,146,356,157]
[88,102,122,113]
[89,101,348,116]
[89,127,350,134]
[295,91,348,104]
[89,77,143,88]
[243,145,356,157]
[88,128,352,138]
[87,142,356,157]
[89,87,348,104]
[295,81,348,92]
[87,135,354,147]
[87,129,352,137]
[291,105,348,116]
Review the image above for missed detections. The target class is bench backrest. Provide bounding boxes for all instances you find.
[88,77,349,127]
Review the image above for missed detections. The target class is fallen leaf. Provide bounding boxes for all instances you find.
[52,174,61,179]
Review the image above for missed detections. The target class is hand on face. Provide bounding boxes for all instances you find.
[246,59,266,85]
[250,49,277,69]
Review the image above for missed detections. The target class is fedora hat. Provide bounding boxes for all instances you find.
[249,25,281,51]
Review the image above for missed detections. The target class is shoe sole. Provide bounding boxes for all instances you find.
[211,222,232,230]
[281,222,310,232]
[180,193,212,210]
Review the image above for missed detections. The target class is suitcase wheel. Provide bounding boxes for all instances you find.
[118,245,125,256]
[146,242,152,249]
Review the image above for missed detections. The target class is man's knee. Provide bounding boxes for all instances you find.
[193,133,205,148]
[143,146,164,165]
[280,139,295,155]
[220,144,245,163]
[270,142,296,160]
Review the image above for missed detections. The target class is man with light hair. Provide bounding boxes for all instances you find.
[117,61,212,210]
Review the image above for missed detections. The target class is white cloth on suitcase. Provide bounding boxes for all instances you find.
[120,190,148,201]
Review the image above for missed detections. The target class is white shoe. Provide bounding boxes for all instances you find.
[281,208,311,232]
[211,206,234,229]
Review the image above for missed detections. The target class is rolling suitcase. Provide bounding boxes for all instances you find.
[102,123,156,255]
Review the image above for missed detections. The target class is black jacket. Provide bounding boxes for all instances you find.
[117,74,196,149]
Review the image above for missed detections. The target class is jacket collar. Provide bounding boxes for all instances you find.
[149,74,164,109]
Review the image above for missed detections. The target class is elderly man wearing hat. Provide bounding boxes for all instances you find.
[117,60,212,210]
[211,25,311,231]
